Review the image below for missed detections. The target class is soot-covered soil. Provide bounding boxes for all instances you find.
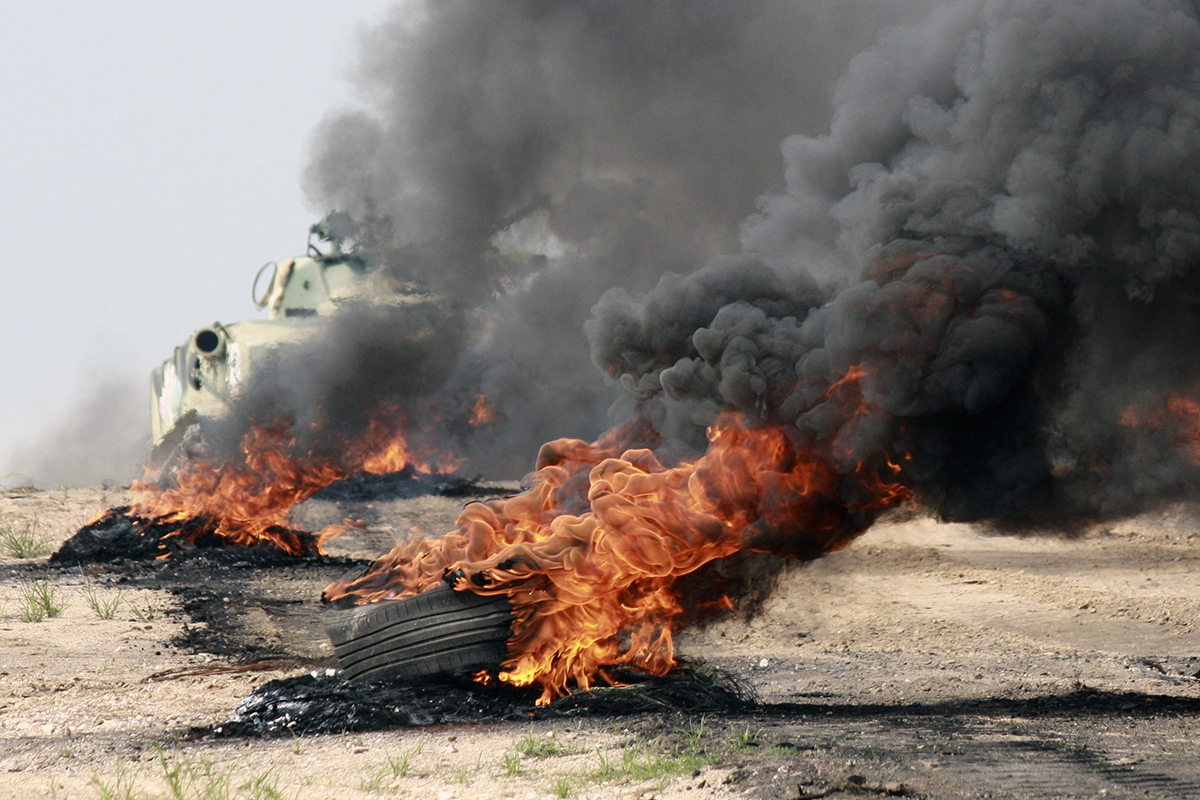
[2,484,1200,799]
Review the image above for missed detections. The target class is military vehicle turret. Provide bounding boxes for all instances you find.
[148,214,437,479]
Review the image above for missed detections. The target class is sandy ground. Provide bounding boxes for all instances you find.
[2,486,1200,799]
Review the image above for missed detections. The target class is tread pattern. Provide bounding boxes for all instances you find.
[324,584,513,684]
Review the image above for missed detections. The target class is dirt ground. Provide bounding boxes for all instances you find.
[2,485,1200,799]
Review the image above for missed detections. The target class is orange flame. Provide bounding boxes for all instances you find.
[469,395,501,426]
[325,369,910,703]
[132,417,458,556]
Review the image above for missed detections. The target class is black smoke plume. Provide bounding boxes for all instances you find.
[319,0,1200,698]
[198,296,468,467]
[295,0,937,477]
[590,0,1200,528]
[190,0,1200,540]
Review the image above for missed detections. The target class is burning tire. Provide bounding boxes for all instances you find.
[324,584,513,684]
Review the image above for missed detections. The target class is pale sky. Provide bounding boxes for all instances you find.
[0,1,395,470]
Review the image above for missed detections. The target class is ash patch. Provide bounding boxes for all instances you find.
[49,507,324,567]
[209,669,537,736]
[169,586,316,663]
[543,665,756,718]
[206,664,754,738]
[155,557,364,662]
[308,469,498,502]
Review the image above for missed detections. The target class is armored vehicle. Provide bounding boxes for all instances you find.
[148,215,435,478]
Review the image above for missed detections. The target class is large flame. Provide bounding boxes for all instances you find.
[325,368,910,703]
[132,417,457,556]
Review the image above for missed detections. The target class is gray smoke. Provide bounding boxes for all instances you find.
[590,0,1200,529]
[743,0,1200,280]
[200,298,469,468]
[302,0,938,477]
[4,377,148,489]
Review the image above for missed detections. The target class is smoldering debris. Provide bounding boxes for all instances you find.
[51,468,499,565]
[209,669,536,736]
[307,466,493,503]
[49,507,325,566]
[543,664,757,718]
[207,664,754,738]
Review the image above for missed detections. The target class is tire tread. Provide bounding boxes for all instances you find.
[324,584,513,683]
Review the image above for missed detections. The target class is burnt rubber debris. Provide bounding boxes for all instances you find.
[49,470,496,567]
[207,664,755,738]
[49,507,325,567]
[308,469,493,503]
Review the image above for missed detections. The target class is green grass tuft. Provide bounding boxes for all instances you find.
[92,744,294,800]
[0,518,52,559]
[92,768,138,800]
[731,726,762,753]
[127,598,160,623]
[19,579,66,623]
[360,748,418,792]
[243,769,287,800]
[81,572,124,620]
[584,735,715,790]
[516,730,569,758]
[500,752,526,778]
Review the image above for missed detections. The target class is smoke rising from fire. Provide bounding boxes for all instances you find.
[299,0,939,477]
[324,0,1200,700]
[170,0,1200,538]
[202,298,468,466]
[324,0,1200,702]
[593,0,1200,524]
